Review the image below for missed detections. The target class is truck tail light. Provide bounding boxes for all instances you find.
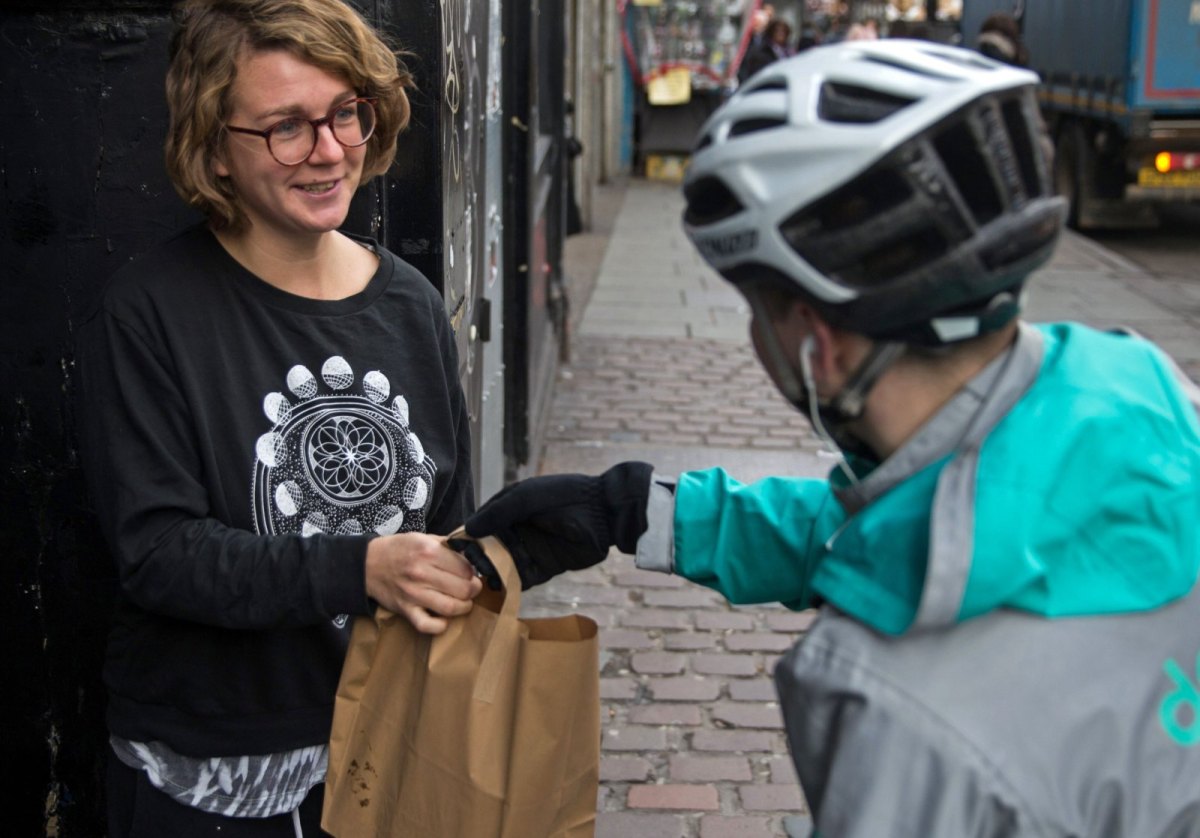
[1155,152,1200,173]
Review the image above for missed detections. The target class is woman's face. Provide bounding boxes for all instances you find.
[214,49,366,245]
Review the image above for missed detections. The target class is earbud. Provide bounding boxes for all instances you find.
[797,332,861,487]
[799,335,816,384]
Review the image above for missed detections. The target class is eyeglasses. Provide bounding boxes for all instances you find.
[225,97,377,166]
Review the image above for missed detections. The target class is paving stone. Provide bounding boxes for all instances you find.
[691,653,761,677]
[596,813,689,838]
[648,677,722,702]
[538,583,631,607]
[725,632,797,652]
[729,680,778,702]
[570,606,623,628]
[601,756,655,782]
[600,677,639,700]
[630,704,704,726]
[711,702,785,730]
[631,651,687,675]
[749,437,802,449]
[691,730,780,752]
[695,611,757,631]
[739,783,807,812]
[646,432,706,445]
[604,725,669,751]
[627,784,720,811]
[664,632,720,651]
[700,815,775,838]
[705,433,753,447]
[601,628,658,649]
[767,755,799,785]
[643,588,724,608]
[669,755,753,782]
[622,609,694,629]
[730,414,789,428]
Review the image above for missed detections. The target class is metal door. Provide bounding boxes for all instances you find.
[504,0,569,477]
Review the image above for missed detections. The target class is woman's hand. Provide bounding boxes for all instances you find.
[364,533,483,634]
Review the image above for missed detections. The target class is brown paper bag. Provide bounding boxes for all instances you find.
[321,533,599,837]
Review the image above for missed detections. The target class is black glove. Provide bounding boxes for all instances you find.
[453,461,654,590]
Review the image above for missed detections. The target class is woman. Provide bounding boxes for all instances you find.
[77,1,481,834]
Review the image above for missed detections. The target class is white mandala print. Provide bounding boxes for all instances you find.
[251,357,437,627]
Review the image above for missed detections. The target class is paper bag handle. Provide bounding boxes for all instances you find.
[446,529,523,703]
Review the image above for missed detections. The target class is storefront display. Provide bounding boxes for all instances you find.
[620,0,758,176]
[620,0,757,104]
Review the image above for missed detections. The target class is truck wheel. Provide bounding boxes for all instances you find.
[1054,126,1082,229]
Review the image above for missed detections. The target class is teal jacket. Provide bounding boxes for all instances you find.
[671,322,1200,635]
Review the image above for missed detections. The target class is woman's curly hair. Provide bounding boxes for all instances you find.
[165,0,413,231]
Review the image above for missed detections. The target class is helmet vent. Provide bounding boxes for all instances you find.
[729,117,788,137]
[683,176,745,226]
[779,167,936,287]
[782,167,912,239]
[1001,98,1043,200]
[818,82,915,124]
[862,54,961,81]
[922,48,997,72]
[846,227,948,288]
[742,78,788,94]
[932,120,1002,224]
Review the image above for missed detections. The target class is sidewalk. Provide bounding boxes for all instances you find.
[524,178,1200,838]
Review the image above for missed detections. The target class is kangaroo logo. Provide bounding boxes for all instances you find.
[1160,653,1200,747]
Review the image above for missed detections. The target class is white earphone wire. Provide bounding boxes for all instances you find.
[800,336,861,486]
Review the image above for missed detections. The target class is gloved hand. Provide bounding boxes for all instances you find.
[451,461,654,590]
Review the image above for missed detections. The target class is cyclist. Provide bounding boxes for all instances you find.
[460,40,1200,836]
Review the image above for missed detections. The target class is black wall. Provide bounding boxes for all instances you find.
[3,7,184,834]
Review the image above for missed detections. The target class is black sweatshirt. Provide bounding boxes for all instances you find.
[78,225,474,757]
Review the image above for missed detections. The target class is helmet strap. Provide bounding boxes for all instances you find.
[827,340,906,423]
[802,339,905,461]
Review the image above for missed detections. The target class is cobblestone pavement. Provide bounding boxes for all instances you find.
[535,338,822,838]
[519,177,1196,838]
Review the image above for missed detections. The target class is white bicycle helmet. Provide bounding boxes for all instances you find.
[683,39,1065,346]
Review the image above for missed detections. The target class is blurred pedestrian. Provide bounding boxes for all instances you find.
[747,2,775,45]
[845,21,877,41]
[738,18,792,83]
[795,22,822,52]
[976,11,1029,66]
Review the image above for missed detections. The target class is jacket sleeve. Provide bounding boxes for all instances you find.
[77,308,371,630]
[671,467,843,608]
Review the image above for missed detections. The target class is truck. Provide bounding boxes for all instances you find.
[961,0,1200,228]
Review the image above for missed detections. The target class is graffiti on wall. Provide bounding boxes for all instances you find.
[440,0,488,390]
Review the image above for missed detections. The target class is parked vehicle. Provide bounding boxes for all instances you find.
[962,0,1200,228]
